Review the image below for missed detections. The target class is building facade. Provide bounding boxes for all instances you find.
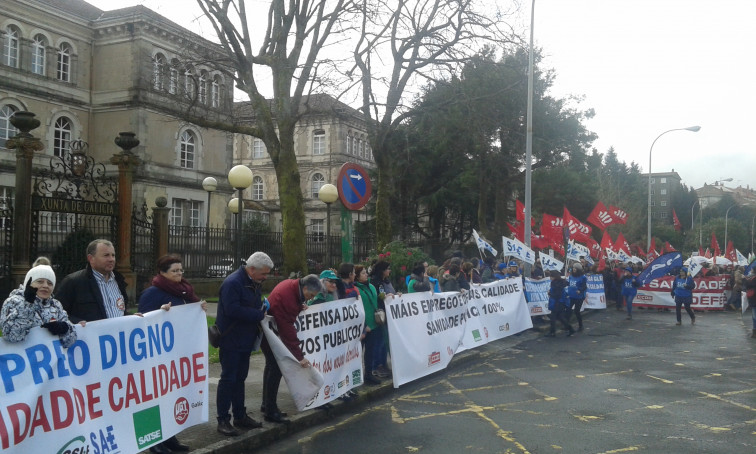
[1,0,236,234]
[645,171,682,225]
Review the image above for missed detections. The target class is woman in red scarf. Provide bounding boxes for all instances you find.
[137,254,207,453]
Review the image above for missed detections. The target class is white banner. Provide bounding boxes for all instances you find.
[539,254,564,272]
[635,276,729,310]
[0,304,209,454]
[524,277,551,315]
[566,240,590,262]
[502,237,535,265]
[584,274,607,309]
[292,298,364,408]
[386,279,532,387]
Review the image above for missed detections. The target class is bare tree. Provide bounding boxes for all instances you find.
[350,0,518,249]
[194,0,358,273]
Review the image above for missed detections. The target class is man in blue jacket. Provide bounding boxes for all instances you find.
[215,252,274,436]
[671,266,696,325]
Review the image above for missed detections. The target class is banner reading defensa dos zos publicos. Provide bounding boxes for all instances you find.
[0,304,209,454]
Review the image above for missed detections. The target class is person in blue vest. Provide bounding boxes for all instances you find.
[546,270,574,337]
[568,263,588,331]
[620,267,640,320]
[671,266,696,325]
[493,262,507,280]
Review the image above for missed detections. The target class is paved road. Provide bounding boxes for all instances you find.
[261,308,755,454]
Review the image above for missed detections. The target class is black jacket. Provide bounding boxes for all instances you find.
[56,265,129,323]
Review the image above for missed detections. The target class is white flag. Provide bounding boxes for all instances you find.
[502,236,536,265]
[539,253,564,272]
[472,229,498,256]
[736,249,748,266]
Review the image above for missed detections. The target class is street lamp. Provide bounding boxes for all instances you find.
[318,183,338,268]
[647,125,701,250]
[228,165,253,262]
[724,205,736,249]
[202,176,217,270]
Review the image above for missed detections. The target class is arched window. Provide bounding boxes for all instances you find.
[313,129,326,155]
[358,136,365,158]
[179,130,195,169]
[184,67,195,99]
[32,34,47,76]
[168,59,179,94]
[152,53,165,91]
[0,105,19,148]
[53,117,72,157]
[2,26,19,68]
[198,71,207,104]
[346,132,352,155]
[311,173,325,199]
[252,176,263,200]
[211,75,220,108]
[57,42,72,82]
[252,138,266,158]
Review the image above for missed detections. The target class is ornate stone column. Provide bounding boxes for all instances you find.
[111,132,142,303]
[7,112,44,286]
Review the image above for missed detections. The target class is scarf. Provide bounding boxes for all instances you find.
[151,274,199,303]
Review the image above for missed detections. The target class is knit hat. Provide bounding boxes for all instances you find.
[319,269,338,280]
[24,265,56,287]
[508,261,518,268]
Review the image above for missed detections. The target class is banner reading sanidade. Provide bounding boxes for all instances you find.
[0,304,209,454]
[386,278,531,388]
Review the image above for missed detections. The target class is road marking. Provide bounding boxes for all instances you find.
[646,374,674,384]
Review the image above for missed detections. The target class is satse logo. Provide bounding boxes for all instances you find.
[133,406,163,449]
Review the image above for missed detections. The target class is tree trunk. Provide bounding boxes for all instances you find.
[274,135,308,275]
[375,167,393,250]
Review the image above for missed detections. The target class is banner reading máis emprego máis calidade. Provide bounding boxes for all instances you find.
[386,278,532,387]
[0,304,209,454]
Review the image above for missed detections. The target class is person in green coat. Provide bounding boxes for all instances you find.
[354,265,382,385]
[308,269,340,306]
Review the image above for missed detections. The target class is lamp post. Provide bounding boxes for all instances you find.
[318,183,338,268]
[228,165,253,262]
[202,176,217,270]
[724,205,736,249]
[647,125,701,250]
[524,0,536,275]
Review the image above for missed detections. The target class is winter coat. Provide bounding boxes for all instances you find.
[671,276,695,299]
[1,286,77,348]
[567,273,588,300]
[216,266,266,352]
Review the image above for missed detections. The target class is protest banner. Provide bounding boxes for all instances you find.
[634,276,729,310]
[262,297,364,410]
[524,277,551,315]
[0,304,209,454]
[385,279,532,387]
[584,274,607,309]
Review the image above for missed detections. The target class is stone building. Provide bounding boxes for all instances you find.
[1,0,235,233]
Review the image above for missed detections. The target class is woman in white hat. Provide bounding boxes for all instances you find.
[0,264,78,347]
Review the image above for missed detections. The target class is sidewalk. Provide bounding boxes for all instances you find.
[156,304,560,454]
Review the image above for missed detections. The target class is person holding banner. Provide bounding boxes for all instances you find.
[1,264,77,348]
[215,252,274,436]
[546,270,575,337]
[355,265,383,385]
[671,267,696,326]
[369,261,397,379]
[138,254,208,313]
[338,262,360,298]
[262,274,323,423]
[620,267,640,320]
[568,263,588,331]
[408,262,432,293]
[308,269,340,305]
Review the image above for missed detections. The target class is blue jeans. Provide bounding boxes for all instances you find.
[216,349,251,421]
[624,294,635,316]
[675,296,695,322]
[363,329,380,378]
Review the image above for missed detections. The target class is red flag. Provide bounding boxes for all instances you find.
[634,244,647,259]
[647,238,657,258]
[587,201,613,230]
[540,213,564,245]
[563,207,592,242]
[662,241,677,254]
[600,231,614,252]
[515,200,535,227]
[698,246,704,257]
[507,222,524,242]
[586,237,602,259]
[549,238,566,256]
[672,209,682,232]
[710,232,721,257]
[725,241,737,262]
[704,248,711,259]
[609,205,628,225]
[614,232,631,255]
[531,233,549,250]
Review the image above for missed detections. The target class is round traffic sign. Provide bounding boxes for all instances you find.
[336,162,372,210]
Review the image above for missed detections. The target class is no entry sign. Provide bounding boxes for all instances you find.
[337,162,372,210]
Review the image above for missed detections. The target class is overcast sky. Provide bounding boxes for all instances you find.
[89,0,756,191]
